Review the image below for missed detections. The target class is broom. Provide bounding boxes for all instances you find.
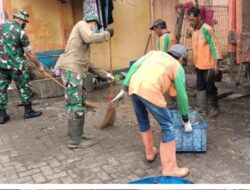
[97,40,116,129]
[34,68,98,108]
[97,33,152,128]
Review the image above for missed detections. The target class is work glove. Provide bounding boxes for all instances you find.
[182,115,192,132]
[106,72,115,82]
[111,89,127,106]
[183,120,193,132]
[52,68,61,77]
[105,28,114,37]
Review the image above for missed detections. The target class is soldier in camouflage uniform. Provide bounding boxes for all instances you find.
[55,15,114,149]
[0,9,44,124]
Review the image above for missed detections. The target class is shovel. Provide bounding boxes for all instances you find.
[97,40,116,129]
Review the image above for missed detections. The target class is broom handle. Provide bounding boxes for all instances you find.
[28,61,65,89]
[43,71,65,89]
[31,64,97,108]
[109,39,113,101]
[42,71,98,107]
[144,33,152,55]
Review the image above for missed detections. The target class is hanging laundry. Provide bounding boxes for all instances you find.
[100,0,114,28]
[83,0,104,29]
[96,0,104,29]
[83,0,102,23]
[83,0,98,19]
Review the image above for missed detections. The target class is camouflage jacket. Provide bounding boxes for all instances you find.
[0,21,31,70]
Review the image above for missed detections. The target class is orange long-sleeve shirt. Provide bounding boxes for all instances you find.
[157,32,177,53]
[192,23,222,70]
[123,51,189,116]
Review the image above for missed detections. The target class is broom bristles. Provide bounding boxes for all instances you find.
[98,102,116,129]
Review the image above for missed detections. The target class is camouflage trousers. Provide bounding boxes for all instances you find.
[0,68,33,110]
[60,70,87,119]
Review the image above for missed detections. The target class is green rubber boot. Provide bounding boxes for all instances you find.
[209,91,219,118]
[196,90,207,116]
[67,115,96,149]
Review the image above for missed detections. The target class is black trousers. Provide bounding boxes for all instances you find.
[195,68,217,94]
[195,68,218,108]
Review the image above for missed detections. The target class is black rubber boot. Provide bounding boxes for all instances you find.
[24,103,42,119]
[68,115,96,149]
[0,109,10,124]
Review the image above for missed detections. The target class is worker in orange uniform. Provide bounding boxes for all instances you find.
[187,7,222,117]
[150,19,177,109]
[112,44,192,177]
[150,19,177,52]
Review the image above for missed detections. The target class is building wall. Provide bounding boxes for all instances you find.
[3,0,73,52]
[71,0,83,24]
[70,0,151,71]
[90,0,151,71]
[3,0,151,71]
[152,0,178,32]
[2,0,229,71]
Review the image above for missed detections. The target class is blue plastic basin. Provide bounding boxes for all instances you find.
[129,176,193,184]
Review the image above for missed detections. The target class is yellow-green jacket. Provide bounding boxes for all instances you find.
[123,51,189,116]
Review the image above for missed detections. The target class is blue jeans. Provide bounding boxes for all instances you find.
[131,94,175,143]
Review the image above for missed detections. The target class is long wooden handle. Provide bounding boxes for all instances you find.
[29,61,98,108]
[144,33,152,55]
[40,70,97,108]
[29,61,66,89]
[43,71,65,89]
[109,39,113,100]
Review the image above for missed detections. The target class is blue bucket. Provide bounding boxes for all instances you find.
[129,176,193,184]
